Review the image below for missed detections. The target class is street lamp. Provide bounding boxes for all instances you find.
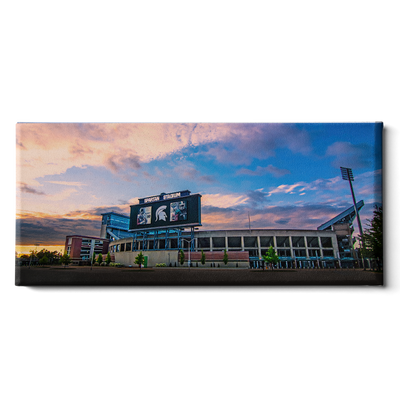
[181,238,195,272]
[340,167,365,269]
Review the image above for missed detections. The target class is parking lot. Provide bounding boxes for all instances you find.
[15,265,384,286]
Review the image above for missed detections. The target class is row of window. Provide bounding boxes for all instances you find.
[110,236,333,250]
[81,239,103,246]
[110,243,334,258]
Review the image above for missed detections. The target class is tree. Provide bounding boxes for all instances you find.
[91,252,96,265]
[60,252,70,266]
[179,249,185,266]
[200,250,206,265]
[135,252,145,269]
[39,255,49,265]
[105,252,111,265]
[262,246,279,270]
[97,254,103,264]
[223,249,228,265]
[362,205,383,262]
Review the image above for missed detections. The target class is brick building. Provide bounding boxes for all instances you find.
[65,235,110,264]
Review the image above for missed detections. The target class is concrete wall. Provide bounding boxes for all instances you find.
[114,249,250,268]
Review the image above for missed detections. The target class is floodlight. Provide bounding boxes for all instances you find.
[340,167,354,181]
[340,167,364,267]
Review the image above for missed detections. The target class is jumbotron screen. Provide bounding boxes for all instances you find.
[129,193,201,231]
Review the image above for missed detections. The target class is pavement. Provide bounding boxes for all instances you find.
[15,265,384,286]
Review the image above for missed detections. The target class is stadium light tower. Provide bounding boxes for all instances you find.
[340,167,364,244]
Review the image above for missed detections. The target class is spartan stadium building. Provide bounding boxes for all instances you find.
[96,190,365,269]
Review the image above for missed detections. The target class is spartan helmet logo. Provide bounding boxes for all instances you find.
[155,205,168,221]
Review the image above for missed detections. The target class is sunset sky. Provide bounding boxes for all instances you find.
[16,123,382,253]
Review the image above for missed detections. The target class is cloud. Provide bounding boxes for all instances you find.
[105,152,141,173]
[202,123,312,165]
[173,163,218,183]
[275,218,291,225]
[236,165,290,177]
[245,190,269,208]
[19,183,45,195]
[326,141,372,169]
[16,214,101,246]
[266,176,348,197]
[45,181,87,187]
[268,183,305,196]
[201,193,248,209]
[202,205,239,214]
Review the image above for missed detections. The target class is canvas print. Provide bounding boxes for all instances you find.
[15,123,383,285]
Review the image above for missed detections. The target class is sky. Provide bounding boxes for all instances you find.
[16,123,382,253]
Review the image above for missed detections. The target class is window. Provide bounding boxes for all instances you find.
[260,236,273,247]
[276,236,290,247]
[307,237,319,247]
[278,249,291,257]
[323,249,334,257]
[126,242,132,252]
[198,237,210,249]
[244,236,257,247]
[293,249,306,257]
[121,243,125,252]
[228,237,241,248]
[308,249,320,257]
[292,236,305,247]
[244,249,259,257]
[212,237,225,248]
[321,237,333,248]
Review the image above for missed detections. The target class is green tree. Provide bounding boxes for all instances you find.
[223,249,228,265]
[262,246,279,270]
[91,252,96,265]
[105,252,111,265]
[362,205,383,262]
[179,249,185,266]
[97,254,103,264]
[60,252,70,266]
[135,251,145,269]
[200,250,206,265]
[39,255,49,265]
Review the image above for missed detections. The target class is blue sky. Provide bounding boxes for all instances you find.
[16,122,382,248]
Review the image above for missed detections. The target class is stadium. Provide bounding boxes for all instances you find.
[65,190,366,269]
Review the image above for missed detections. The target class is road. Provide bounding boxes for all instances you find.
[15,266,384,286]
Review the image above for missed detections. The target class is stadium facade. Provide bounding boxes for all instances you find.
[83,191,365,269]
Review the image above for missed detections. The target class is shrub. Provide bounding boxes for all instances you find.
[156,263,167,267]
[200,250,206,265]
[100,261,107,266]
[105,252,111,265]
[110,262,122,267]
[135,252,145,268]
[94,262,99,266]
